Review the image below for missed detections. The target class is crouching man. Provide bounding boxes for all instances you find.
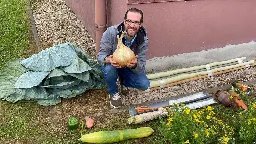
[97,8,150,108]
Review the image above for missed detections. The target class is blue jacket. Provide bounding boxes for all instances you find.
[97,22,149,74]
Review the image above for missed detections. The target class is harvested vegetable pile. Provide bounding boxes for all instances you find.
[122,67,256,105]
[0,43,106,106]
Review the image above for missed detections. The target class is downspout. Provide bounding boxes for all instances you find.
[95,0,107,53]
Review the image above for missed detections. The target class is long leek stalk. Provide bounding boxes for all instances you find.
[149,60,254,88]
[147,57,246,80]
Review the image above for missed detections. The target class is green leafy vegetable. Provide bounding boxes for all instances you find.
[0,43,106,105]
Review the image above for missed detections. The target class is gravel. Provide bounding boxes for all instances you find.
[31,0,96,57]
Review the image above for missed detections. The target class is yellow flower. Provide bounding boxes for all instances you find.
[197,112,201,118]
[168,117,173,122]
[209,111,215,116]
[166,122,171,127]
[217,120,223,124]
[193,114,197,119]
[195,118,200,123]
[185,140,190,143]
[221,136,229,144]
[251,118,256,121]
[207,106,213,111]
[205,129,210,137]
[252,103,256,108]
[206,115,211,120]
[194,132,198,139]
[212,131,217,135]
[185,108,190,114]
[229,95,233,99]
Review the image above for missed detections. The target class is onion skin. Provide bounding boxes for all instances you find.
[112,31,135,67]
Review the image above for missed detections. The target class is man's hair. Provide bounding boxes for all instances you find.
[124,8,144,23]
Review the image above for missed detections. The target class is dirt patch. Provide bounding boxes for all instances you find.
[33,89,130,135]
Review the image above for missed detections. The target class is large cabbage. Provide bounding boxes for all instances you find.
[0,43,106,106]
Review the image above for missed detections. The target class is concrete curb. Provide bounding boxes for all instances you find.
[146,41,256,74]
[26,0,41,52]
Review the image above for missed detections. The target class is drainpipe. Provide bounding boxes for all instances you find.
[95,0,107,53]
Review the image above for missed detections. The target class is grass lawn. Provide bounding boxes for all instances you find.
[0,0,35,69]
[0,101,80,143]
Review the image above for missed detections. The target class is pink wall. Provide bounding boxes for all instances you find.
[107,0,127,26]
[65,0,96,39]
[66,0,256,59]
[127,0,256,59]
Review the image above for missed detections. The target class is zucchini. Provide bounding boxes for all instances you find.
[68,117,79,130]
[80,127,154,143]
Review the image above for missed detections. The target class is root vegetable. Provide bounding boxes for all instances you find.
[85,117,94,128]
[112,31,135,67]
[128,107,168,124]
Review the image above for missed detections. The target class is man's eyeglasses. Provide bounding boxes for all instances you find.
[125,19,141,26]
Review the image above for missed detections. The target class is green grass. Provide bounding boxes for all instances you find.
[1,91,255,143]
[0,0,31,69]
[0,101,80,144]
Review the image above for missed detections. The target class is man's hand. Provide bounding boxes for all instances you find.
[105,55,121,68]
[127,55,138,68]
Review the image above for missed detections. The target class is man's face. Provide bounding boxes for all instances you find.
[124,11,142,37]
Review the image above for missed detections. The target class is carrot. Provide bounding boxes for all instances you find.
[234,98,248,111]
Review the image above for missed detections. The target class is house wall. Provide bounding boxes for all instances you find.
[66,0,256,59]
[126,0,256,59]
[106,0,127,27]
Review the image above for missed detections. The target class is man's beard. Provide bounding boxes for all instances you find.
[126,28,137,37]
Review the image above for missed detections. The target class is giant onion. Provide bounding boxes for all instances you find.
[112,31,135,67]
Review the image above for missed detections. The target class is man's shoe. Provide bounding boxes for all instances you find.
[109,93,122,108]
[120,85,129,95]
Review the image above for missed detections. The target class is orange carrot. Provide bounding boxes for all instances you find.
[234,98,248,111]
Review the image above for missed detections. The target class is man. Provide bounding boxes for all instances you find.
[97,8,150,108]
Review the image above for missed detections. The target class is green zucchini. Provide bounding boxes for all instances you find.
[68,117,79,130]
[80,127,154,143]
